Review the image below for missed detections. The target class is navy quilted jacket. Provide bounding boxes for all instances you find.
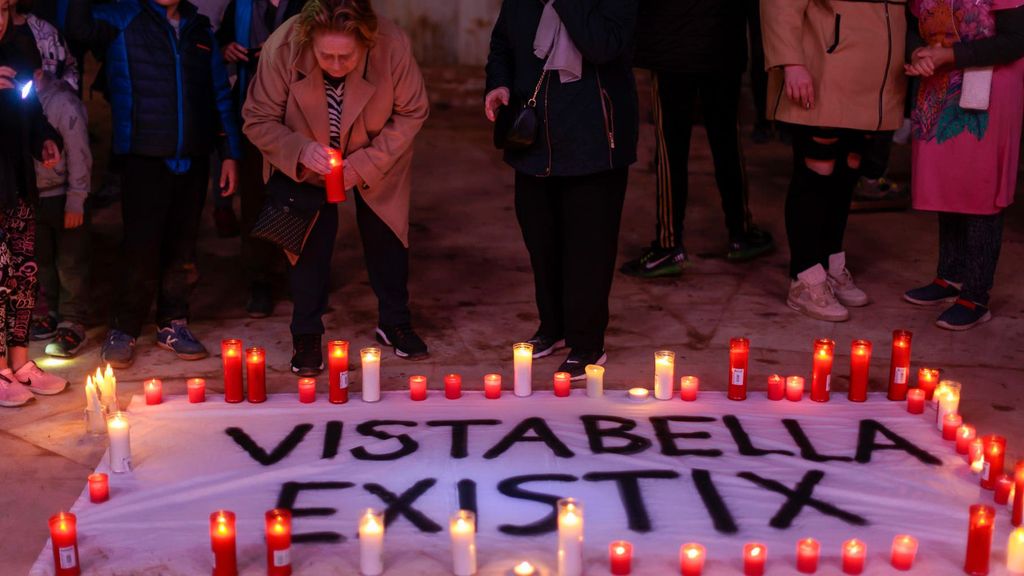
[66,0,241,159]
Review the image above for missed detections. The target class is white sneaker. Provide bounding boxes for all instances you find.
[827,252,869,307]
[788,264,850,322]
[14,361,68,395]
[0,370,35,407]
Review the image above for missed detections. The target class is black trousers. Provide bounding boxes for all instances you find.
[785,125,867,278]
[238,136,284,287]
[289,191,410,335]
[652,71,750,249]
[746,0,769,126]
[515,168,627,352]
[35,195,91,325]
[938,211,1004,305]
[112,155,208,337]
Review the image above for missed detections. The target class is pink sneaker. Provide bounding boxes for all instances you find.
[0,370,35,406]
[14,361,68,395]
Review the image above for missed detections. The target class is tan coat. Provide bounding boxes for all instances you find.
[242,16,429,247]
[761,0,907,132]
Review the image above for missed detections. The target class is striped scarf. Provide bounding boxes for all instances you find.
[324,77,345,149]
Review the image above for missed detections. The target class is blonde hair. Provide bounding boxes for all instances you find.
[296,0,378,47]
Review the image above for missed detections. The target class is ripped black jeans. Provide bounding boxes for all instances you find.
[784,125,869,278]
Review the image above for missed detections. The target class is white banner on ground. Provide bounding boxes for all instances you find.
[31,391,1017,575]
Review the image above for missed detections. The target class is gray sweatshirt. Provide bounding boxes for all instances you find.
[34,79,91,214]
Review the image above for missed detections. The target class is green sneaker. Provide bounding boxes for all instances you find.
[620,245,688,278]
[727,228,775,262]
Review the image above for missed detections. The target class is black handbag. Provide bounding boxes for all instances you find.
[494,70,548,151]
[251,172,325,264]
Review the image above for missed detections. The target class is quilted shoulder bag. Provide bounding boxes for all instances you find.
[494,69,548,151]
[251,172,325,264]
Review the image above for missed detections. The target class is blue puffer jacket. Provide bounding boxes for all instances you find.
[67,0,241,159]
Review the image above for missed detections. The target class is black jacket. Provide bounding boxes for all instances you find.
[0,90,61,208]
[486,0,638,177]
[633,0,748,75]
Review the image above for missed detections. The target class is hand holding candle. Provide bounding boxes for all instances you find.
[325,148,346,203]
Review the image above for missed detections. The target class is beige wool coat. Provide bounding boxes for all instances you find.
[761,0,907,132]
[242,16,429,247]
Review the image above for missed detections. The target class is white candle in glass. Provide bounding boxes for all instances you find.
[557,498,584,576]
[654,350,675,400]
[513,343,533,397]
[1008,528,1024,574]
[107,412,131,473]
[84,378,106,434]
[585,364,604,398]
[936,380,961,431]
[358,508,384,576]
[450,510,477,576]
[361,347,381,402]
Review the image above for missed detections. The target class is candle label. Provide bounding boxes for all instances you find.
[982,462,991,482]
[826,375,831,392]
[339,372,349,390]
[731,369,744,386]
[894,367,907,384]
[58,546,76,569]
[274,548,291,567]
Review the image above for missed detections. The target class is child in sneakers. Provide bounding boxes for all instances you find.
[0,35,69,406]
[28,68,91,357]
[67,0,241,367]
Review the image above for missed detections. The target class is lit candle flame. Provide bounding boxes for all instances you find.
[686,547,700,559]
[750,546,762,557]
[513,562,536,576]
[614,545,626,555]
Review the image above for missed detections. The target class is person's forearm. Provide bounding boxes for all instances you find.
[954,6,1024,68]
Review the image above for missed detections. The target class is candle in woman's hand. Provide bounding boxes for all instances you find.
[187,378,206,403]
[796,537,819,574]
[265,509,292,576]
[891,535,918,571]
[325,148,346,203]
[221,339,243,403]
[49,512,79,576]
[144,378,162,405]
[88,473,109,503]
[842,539,867,575]
[210,510,237,576]
[328,340,349,404]
[359,509,384,576]
[246,346,267,403]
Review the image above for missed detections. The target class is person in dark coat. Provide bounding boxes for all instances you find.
[620,0,774,279]
[485,0,638,380]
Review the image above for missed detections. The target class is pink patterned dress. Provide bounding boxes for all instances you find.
[911,0,1024,214]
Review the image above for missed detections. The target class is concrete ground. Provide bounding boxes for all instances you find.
[2,68,1022,573]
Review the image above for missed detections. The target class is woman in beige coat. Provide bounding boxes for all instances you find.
[243,0,429,373]
[762,0,906,322]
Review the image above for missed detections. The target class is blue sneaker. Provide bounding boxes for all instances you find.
[101,330,137,368]
[936,299,992,331]
[156,319,209,360]
[904,278,960,306]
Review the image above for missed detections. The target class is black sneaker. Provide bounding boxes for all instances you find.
[904,278,961,306]
[936,299,992,331]
[558,349,608,381]
[30,314,58,341]
[246,283,274,318]
[291,334,324,376]
[727,227,774,262]
[620,245,688,278]
[45,325,86,358]
[526,330,566,359]
[376,324,429,360]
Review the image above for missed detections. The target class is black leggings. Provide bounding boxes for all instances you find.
[785,125,867,278]
[937,211,1004,305]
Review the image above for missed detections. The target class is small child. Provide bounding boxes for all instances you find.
[29,68,91,357]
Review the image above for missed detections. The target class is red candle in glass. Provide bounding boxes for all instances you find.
[246,347,267,403]
[679,543,706,576]
[444,373,462,400]
[767,374,784,401]
[728,337,749,401]
[1013,462,1024,526]
[796,537,820,573]
[906,388,925,414]
[144,378,162,405]
[810,339,834,402]
[743,543,767,576]
[917,368,940,400]
[553,372,571,397]
[325,149,346,204]
[88,473,109,503]
[328,340,349,404]
[210,510,238,576]
[297,378,316,404]
[996,474,1014,505]
[609,540,632,575]
[942,413,963,441]
[887,330,912,401]
[981,435,1006,490]
[891,534,918,571]
[680,376,699,402]
[409,375,427,401]
[786,376,804,402]
[964,505,995,575]
[49,511,79,576]
[484,374,501,399]
[265,508,292,576]
[957,424,977,455]
[848,339,871,402]
[841,539,866,575]
[221,339,244,403]
[187,378,206,403]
